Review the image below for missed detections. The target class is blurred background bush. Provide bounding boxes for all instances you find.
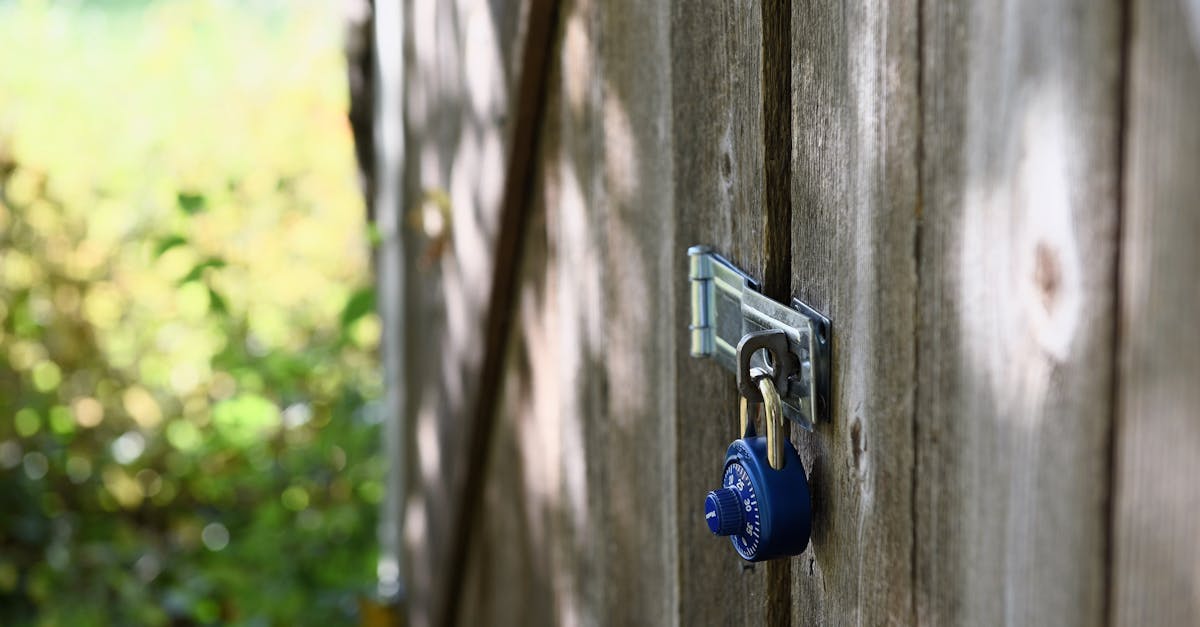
[0,0,382,624]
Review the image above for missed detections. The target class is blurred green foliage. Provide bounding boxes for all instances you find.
[0,1,382,624]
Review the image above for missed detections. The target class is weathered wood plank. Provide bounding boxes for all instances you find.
[670,2,769,625]
[597,1,679,625]
[448,0,773,623]
[397,0,529,625]
[454,1,606,625]
[1111,1,1200,624]
[439,0,562,620]
[457,159,559,627]
[542,3,610,624]
[462,0,684,623]
[788,0,920,624]
[917,1,1122,625]
[391,2,1155,625]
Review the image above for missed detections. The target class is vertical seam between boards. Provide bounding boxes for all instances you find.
[1103,0,1133,624]
[909,0,925,623]
[762,1,794,626]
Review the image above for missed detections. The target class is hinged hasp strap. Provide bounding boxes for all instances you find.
[688,246,833,429]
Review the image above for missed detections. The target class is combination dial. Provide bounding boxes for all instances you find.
[705,461,761,559]
[704,435,812,562]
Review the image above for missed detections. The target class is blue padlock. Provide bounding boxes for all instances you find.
[704,376,812,561]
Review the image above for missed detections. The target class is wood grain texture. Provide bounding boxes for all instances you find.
[788,1,920,625]
[457,146,560,627]
[1111,1,1200,624]
[597,1,679,624]
[544,2,610,624]
[461,0,682,623]
[917,1,1122,625]
[456,1,605,624]
[670,2,769,625]
[465,2,780,623]
[397,1,528,625]
[384,0,1170,624]
[440,0,560,621]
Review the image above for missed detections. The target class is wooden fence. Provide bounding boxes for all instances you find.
[362,1,1200,624]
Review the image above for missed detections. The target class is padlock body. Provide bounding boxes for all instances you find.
[722,436,811,561]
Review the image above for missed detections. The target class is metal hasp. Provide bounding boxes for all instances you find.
[688,246,832,430]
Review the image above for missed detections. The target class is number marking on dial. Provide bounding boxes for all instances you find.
[723,462,760,557]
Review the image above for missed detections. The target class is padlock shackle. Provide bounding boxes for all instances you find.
[739,396,752,439]
[758,375,785,470]
[740,369,786,471]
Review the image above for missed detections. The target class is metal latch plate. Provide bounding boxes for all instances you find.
[688,246,832,429]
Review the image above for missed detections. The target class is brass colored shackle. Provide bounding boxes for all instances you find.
[739,370,786,470]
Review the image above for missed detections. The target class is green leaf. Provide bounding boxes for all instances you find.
[338,287,375,329]
[178,257,227,284]
[207,287,228,314]
[154,234,188,258]
[176,192,207,215]
[212,394,281,446]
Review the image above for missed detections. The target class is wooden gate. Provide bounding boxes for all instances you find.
[366,0,1200,624]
